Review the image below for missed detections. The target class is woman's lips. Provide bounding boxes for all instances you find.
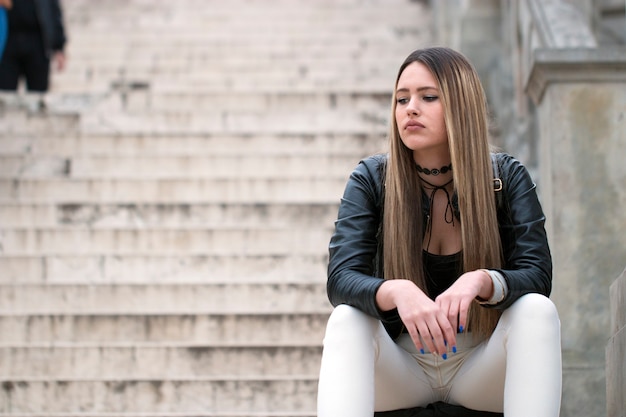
[405,120,425,129]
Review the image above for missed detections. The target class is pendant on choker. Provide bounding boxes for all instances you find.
[415,163,452,176]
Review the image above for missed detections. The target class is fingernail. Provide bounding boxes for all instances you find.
[459,325,464,333]
[444,340,447,346]
[452,346,457,354]
[442,353,447,360]
[420,349,425,354]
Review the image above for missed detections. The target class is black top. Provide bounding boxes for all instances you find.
[423,251,462,300]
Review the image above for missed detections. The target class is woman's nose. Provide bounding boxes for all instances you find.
[406,99,419,115]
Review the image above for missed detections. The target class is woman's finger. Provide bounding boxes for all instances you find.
[458,297,472,334]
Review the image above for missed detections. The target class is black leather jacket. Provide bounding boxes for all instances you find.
[327,153,552,338]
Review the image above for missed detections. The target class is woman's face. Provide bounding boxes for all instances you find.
[394,61,448,157]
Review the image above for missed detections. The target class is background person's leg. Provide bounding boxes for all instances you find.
[22,33,50,92]
[0,33,21,91]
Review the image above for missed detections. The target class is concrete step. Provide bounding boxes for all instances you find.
[0,283,330,315]
[0,253,327,284]
[63,0,427,26]
[0,178,347,204]
[0,413,315,417]
[65,13,423,32]
[98,92,391,114]
[0,154,363,179]
[0,377,318,414]
[0,203,339,228]
[77,107,388,135]
[0,345,322,378]
[53,76,395,96]
[0,109,80,136]
[55,53,404,68]
[0,227,332,256]
[0,313,329,345]
[0,133,386,157]
[57,48,410,64]
[64,6,426,27]
[50,77,393,95]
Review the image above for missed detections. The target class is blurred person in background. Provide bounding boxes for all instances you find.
[0,0,10,60]
[0,0,66,95]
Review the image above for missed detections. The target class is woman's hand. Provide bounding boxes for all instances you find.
[435,269,494,335]
[376,279,456,357]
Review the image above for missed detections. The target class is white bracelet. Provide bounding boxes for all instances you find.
[478,269,508,305]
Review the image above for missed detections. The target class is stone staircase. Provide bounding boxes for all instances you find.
[0,0,432,415]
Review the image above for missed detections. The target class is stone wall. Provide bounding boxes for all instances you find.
[526,47,626,417]
[607,268,626,417]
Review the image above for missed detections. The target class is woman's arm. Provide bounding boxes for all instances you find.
[327,156,388,319]
[490,153,553,309]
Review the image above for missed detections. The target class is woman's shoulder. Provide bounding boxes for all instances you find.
[359,153,388,170]
[345,153,387,204]
[491,152,537,204]
[352,153,387,181]
[492,152,532,179]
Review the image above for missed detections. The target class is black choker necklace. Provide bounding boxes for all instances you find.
[415,163,452,176]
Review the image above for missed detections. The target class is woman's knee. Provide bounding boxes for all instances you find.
[324,304,380,342]
[502,293,560,327]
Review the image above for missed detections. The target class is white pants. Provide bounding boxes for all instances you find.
[317,294,562,417]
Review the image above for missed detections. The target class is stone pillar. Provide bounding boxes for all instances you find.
[526,47,626,417]
[607,268,626,417]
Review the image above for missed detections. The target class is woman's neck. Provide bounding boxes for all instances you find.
[413,153,453,187]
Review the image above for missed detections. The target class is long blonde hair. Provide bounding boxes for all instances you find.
[383,47,503,338]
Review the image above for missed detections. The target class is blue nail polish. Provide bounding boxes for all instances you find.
[420,349,425,354]
[452,346,457,354]
[459,325,464,333]
[444,340,447,346]
[442,353,447,360]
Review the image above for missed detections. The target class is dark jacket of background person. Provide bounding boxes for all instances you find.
[9,0,65,56]
[0,0,66,92]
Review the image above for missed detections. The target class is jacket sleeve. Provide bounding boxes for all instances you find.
[49,0,66,51]
[490,153,553,309]
[326,156,388,320]
[35,0,67,52]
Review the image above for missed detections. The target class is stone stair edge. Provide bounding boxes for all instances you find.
[0,224,335,233]
[0,311,331,318]
[0,411,317,417]
[0,375,319,382]
[0,411,316,417]
[0,282,327,288]
[0,341,323,348]
[0,282,332,314]
[0,277,326,288]
[0,378,320,413]
[0,413,316,417]
[0,135,386,156]
[0,254,330,284]
[0,183,347,205]
[0,154,368,177]
[48,84,394,95]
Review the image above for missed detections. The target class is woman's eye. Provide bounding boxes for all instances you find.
[423,95,438,102]
[397,97,409,105]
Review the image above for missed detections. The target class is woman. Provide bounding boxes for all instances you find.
[317,47,562,417]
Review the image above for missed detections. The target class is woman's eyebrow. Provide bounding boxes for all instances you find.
[396,86,439,93]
